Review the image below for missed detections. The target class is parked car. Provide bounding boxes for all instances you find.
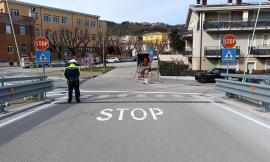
[153,55,158,60]
[195,68,236,83]
[106,57,120,63]
[50,60,66,67]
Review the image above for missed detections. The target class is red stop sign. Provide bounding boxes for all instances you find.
[223,34,237,48]
[34,37,49,51]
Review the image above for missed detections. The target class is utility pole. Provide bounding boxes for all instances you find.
[5,0,23,74]
[102,34,106,68]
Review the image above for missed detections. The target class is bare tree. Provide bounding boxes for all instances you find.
[45,29,66,60]
[93,30,109,67]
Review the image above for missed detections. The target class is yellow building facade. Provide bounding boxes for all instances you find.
[143,32,168,43]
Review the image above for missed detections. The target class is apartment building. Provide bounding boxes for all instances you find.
[0,0,107,64]
[183,0,270,72]
[0,13,35,66]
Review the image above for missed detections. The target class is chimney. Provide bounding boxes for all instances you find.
[196,0,201,5]
[236,0,242,5]
[202,0,207,5]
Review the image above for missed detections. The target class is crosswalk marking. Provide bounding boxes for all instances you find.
[137,94,146,98]
[172,95,183,98]
[155,94,165,98]
[117,94,128,98]
[97,95,111,99]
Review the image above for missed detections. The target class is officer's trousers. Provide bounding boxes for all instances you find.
[67,80,80,102]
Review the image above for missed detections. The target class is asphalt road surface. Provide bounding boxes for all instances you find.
[1,63,270,162]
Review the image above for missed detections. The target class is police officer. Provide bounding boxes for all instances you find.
[64,59,81,103]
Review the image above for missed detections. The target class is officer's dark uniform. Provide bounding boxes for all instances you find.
[64,63,81,103]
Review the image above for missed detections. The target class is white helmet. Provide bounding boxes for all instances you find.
[69,59,77,64]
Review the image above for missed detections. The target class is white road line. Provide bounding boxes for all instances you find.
[137,94,146,98]
[155,94,165,98]
[81,95,93,99]
[0,97,67,129]
[172,95,183,98]
[80,90,200,95]
[97,95,111,99]
[194,95,270,131]
[117,94,128,98]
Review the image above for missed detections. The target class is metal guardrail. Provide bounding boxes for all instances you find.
[216,73,270,112]
[0,76,53,113]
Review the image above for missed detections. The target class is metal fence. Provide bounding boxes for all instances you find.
[0,76,53,113]
[216,73,270,112]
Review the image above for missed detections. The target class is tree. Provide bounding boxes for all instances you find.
[45,29,66,60]
[169,28,185,53]
[93,30,109,67]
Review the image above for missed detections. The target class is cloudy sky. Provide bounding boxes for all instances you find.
[20,0,262,25]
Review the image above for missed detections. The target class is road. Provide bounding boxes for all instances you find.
[1,62,270,162]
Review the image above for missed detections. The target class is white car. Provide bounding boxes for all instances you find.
[106,57,119,63]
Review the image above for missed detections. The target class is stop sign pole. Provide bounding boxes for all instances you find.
[34,36,50,77]
[223,34,237,75]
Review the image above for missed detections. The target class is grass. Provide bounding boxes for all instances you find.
[46,66,115,79]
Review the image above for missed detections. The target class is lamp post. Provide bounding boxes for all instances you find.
[5,0,23,74]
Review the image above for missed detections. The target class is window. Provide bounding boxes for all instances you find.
[19,26,25,35]
[20,44,27,53]
[6,25,11,34]
[84,20,89,27]
[266,60,270,70]
[44,14,51,22]
[262,35,269,47]
[91,21,96,28]
[36,28,40,36]
[45,30,52,38]
[92,34,96,41]
[99,21,105,28]
[10,9,20,16]
[53,16,59,24]
[62,17,68,24]
[76,19,82,26]
[7,44,13,54]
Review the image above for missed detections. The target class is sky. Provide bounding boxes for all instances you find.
[20,0,262,25]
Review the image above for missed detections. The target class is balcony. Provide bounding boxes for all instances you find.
[204,21,270,31]
[250,46,270,57]
[204,46,240,58]
[183,48,192,57]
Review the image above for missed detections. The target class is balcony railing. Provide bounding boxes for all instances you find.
[204,46,240,57]
[204,21,270,30]
[250,46,270,56]
[183,48,192,57]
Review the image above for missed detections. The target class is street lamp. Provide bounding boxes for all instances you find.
[5,0,23,74]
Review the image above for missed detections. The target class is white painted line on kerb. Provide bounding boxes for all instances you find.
[0,97,67,129]
[194,95,270,130]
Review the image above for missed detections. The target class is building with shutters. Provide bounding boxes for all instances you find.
[183,0,270,73]
[0,0,107,66]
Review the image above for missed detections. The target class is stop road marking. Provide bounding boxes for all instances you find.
[96,108,164,121]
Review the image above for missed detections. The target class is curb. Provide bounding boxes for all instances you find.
[0,99,54,121]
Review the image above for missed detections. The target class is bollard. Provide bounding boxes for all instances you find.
[261,102,270,112]
[38,92,45,101]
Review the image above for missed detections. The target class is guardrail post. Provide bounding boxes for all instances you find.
[0,78,6,113]
[225,92,235,99]
[261,102,270,112]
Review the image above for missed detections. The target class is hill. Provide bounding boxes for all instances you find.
[107,21,186,37]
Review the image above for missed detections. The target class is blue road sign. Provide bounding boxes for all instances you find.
[147,48,155,56]
[36,50,51,65]
[221,48,237,63]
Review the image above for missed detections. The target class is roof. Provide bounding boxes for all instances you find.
[3,0,100,18]
[185,2,270,27]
